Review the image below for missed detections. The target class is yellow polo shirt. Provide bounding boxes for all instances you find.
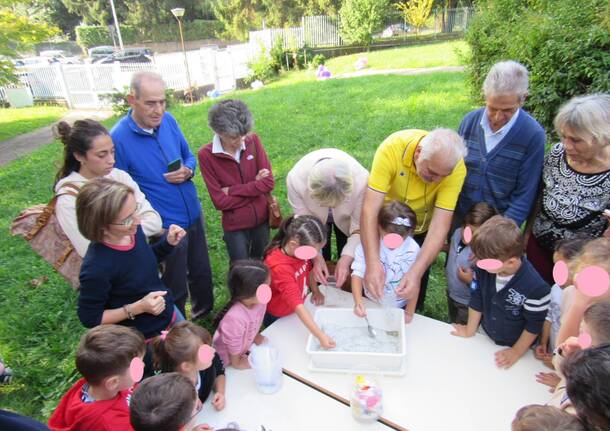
[368,129,466,233]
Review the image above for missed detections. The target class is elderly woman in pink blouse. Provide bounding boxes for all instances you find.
[286,148,369,288]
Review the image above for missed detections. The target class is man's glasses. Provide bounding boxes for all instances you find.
[109,203,141,227]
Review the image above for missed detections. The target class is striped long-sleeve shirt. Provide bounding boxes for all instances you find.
[470,258,550,346]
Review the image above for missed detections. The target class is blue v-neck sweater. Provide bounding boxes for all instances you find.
[456,108,545,226]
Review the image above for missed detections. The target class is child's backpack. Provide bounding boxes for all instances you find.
[10,183,82,289]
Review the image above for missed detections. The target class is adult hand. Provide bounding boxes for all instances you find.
[535,371,560,392]
[363,260,385,300]
[163,165,192,184]
[396,270,421,302]
[166,224,186,246]
[212,392,225,411]
[137,291,167,316]
[334,255,354,288]
[312,254,329,285]
[255,168,270,181]
[495,347,520,369]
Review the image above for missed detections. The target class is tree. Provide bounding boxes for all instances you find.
[339,0,389,47]
[212,0,264,41]
[395,0,433,35]
[60,0,128,25]
[0,8,59,84]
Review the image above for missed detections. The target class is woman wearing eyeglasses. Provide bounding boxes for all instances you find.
[75,178,186,339]
[54,119,162,258]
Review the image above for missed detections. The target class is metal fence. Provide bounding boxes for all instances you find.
[0,45,253,108]
[250,7,474,52]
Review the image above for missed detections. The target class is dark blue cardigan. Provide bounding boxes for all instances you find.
[456,108,545,226]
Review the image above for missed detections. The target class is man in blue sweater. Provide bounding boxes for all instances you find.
[455,61,546,228]
[451,216,550,369]
[110,71,213,319]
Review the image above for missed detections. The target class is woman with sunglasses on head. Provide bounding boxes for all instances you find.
[75,178,186,339]
[54,119,162,259]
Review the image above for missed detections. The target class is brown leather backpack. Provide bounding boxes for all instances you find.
[10,183,82,289]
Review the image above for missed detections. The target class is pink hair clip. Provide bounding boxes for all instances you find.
[160,330,169,341]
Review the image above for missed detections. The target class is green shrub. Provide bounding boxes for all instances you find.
[339,0,390,47]
[311,54,326,69]
[101,87,176,116]
[246,45,279,84]
[465,0,610,134]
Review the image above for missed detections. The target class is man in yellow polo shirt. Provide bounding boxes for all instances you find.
[361,128,467,316]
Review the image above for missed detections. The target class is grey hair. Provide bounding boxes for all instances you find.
[307,158,353,207]
[418,128,467,167]
[208,99,253,136]
[554,93,610,146]
[130,71,165,98]
[483,60,529,100]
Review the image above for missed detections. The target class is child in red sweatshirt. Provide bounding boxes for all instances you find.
[263,214,336,349]
[49,325,146,431]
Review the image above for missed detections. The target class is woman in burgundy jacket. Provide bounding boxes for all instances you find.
[199,99,275,261]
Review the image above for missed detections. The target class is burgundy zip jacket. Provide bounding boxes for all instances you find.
[198,133,275,231]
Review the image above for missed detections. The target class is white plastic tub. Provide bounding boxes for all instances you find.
[306,308,406,375]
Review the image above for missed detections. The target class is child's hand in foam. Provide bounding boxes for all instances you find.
[212,391,225,411]
[318,333,336,350]
[354,302,367,317]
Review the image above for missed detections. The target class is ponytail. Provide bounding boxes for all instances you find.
[264,214,326,256]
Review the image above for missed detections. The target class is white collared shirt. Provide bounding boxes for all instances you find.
[480,108,520,153]
[212,134,246,163]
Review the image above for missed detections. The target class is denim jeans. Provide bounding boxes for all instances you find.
[223,222,270,262]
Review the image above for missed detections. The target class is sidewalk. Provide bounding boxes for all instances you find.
[0,109,114,166]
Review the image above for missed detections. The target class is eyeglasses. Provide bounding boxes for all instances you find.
[109,203,141,227]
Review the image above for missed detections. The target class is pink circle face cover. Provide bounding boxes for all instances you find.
[577,332,592,349]
[129,357,145,383]
[575,265,610,298]
[552,260,569,286]
[383,233,404,250]
[463,226,473,244]
[294,245,317,260]
[256,283,272,304]
[476,258,503,271]
[198,344,215,367]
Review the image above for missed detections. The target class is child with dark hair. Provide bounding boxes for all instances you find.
[451,215,550,368]
[263,214,335,349]
[562,344,610,431]
[511,405,584,431]
[48,325,146,431]
[351,200,420,322]
[130,373,211,431]
[151,321,225,411]
[540,300,610,414]
[213,260,270,369]
[445,202,498,324]
[535,236,590,365]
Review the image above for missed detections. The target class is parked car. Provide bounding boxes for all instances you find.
[97,48,153,64]
[381,23,411,37]
[88,46,116,62]
[15,57,51,67]
[40,50,82,64]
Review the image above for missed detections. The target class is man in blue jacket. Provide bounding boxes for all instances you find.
[110,71,213,319]
[455,61,546,229]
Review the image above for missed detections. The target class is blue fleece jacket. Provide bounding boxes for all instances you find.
[456,108,545,226]
[110,110,201,228]
[469,258,550,346]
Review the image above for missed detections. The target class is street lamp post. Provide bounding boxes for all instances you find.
[171,7,194,104]
[109,0,124,50]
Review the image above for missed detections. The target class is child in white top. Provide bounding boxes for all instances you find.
[351,201,420,322]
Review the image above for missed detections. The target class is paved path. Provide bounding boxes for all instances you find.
[0,109,113,166]
[333,65,465,79]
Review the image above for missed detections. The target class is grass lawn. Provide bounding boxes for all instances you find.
[0,106,67,141]
[0,64,475,418]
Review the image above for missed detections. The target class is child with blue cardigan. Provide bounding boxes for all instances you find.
[451,215,550,368]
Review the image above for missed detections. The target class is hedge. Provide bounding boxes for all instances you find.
[76,20,222,49]
[464,0,610,134]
